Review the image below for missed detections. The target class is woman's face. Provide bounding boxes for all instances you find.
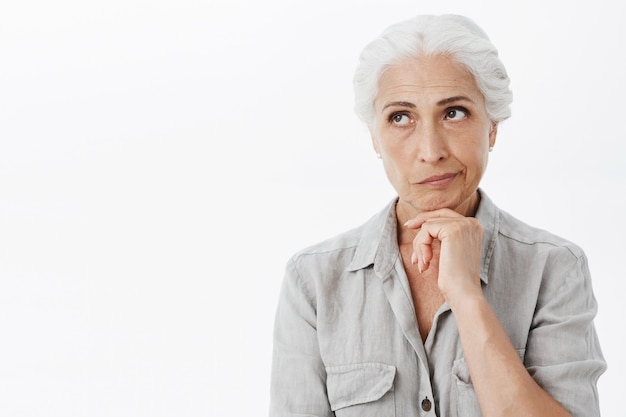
[370,54,497,219]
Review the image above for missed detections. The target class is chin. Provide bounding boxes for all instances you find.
[408,190,477,215]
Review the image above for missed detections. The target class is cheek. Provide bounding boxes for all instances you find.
[466,152,489,183]
[380,154,414,193]
[456,142,489,177]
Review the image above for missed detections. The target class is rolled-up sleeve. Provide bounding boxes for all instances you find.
[525,248,606,417]
[269,258,333,417]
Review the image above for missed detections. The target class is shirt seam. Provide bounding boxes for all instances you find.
[497,230,583,260]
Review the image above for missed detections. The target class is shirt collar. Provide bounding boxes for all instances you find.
[347,198,398,275]
[474,189,500,285]
[347,189,500,285]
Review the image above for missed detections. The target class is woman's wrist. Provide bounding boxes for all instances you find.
[442,276,485,311]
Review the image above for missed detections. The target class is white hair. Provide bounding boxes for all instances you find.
[353,14,512,127]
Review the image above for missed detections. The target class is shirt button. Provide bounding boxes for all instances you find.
[421,397,432,412]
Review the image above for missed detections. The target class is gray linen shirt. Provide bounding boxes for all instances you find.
[270,191,606,417]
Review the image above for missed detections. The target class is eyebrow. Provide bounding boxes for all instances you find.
[382,101,416,111]
[436,95,475,106]
[381,96,475,111]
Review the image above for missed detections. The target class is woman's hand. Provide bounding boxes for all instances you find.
[404,209,484,304]
[406,209,576,417]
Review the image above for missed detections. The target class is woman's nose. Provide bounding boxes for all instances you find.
[415,122,448,163]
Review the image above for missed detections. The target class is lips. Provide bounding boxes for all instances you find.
[417,172,459,186]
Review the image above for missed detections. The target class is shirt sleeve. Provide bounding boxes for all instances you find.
[269,257,333,417]
[524,247,606,417]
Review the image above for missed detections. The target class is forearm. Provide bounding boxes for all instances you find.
[451,294,572,417]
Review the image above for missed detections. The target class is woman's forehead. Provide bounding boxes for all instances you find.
[375,55,483,109]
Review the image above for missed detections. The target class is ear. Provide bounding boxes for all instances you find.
[489,121,498,148]
[370,129,381,156]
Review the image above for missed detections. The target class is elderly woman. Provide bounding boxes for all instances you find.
[269,14,605,417]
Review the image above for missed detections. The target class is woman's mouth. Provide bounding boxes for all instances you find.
[417,172,459,187]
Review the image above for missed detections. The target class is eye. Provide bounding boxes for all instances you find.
[445,107,469,121]
[389,112,412,126]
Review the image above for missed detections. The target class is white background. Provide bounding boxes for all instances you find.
[1,0,624,416]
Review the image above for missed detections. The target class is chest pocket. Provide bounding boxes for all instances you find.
[452,357,482,416]
[325,363,396,417]
[452,349,526,417]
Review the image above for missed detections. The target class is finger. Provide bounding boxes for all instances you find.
[404,208,464,229]
[411,245,431,273]
[419,242,432,273]
[411,242,432,273]
[413,224,436,272]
